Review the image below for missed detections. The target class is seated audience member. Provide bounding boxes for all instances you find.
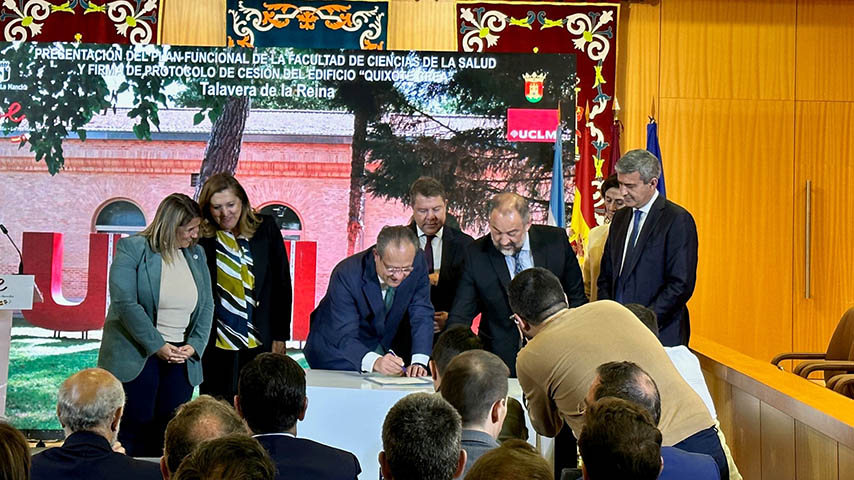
[0,421,30,480]
[586,362,720,480]
[30,368,160,480]
[161,395,250,479]
[464,439,551,480]
[431,326,528,442]
[624,304,741,480]
[380,392,466,480]
[235,352,361,479]
[577,397,663,480]
[439,350,508,475]
[509,268,728,479]
[172,434,275,480]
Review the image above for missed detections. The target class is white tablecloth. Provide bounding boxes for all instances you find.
[298,369,543,479]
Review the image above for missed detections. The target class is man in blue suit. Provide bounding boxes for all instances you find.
[304,225,433,376]
[597,149,698,346]
[235,353,361,480]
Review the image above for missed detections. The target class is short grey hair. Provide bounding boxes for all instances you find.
[488,192,531,223]
[615,149,661,184]
[57,368,125,433]
[376,225,418,258]
[382,392,462,480]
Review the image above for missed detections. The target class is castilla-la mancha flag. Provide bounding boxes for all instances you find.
[569,103,596,256]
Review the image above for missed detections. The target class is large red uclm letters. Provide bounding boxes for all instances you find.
[20,233,316,340]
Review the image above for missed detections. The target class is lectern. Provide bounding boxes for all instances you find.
[0,274,42,417]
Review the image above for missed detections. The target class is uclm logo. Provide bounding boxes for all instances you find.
[0,61,10,83]
[506,108,559,143]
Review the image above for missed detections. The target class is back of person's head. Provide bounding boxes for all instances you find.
[507,267,567,325]
[0,422,30,480]
[624,304,659,337]
[163,395,249,476]
[172,434,275,480]
[431,325,483,378]
[465,439,552,480]
[56,368,124,435]
[578,397,662,480]
[592,361,661,426]
[439,350,509,428]
[237,352,305,434]
[381,392,464,480]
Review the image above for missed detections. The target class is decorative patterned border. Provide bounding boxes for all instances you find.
[227,0,388,50]
[1,0,161,43]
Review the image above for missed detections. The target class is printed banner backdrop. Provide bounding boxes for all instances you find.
[0,0,162,44]
[227,0,388,50]
[0,41,575,432]
[457,2,619,232]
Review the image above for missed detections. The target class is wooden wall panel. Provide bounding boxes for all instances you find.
[795,0,854,102]
[731,387,761,480]
[793,102,854,353]
[659,0,796,100]
[761,402,796,480]
[840,444,854,480]
[616,1,660,150]
[388,0,456,51]
[796,422,839,480]
[661,98,794,361]
[161,0,226,46]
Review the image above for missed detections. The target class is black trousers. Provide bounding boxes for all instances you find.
[119,354,193,457]
[554,423,578,479]
[674,426,729,480]
[199,346,263,401]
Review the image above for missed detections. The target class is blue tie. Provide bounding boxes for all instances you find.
[513,251,525,277]
[628,209,643,249]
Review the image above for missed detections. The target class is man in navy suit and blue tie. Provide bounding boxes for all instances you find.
[304,225,433,376]
[597,149,699,346]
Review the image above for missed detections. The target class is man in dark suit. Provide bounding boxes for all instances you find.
[448,192,586,376]
[407,177,475,332]
[235,352,361,480]
[30,368,161,480]
[304,226,433,376]
[597,149,698,346]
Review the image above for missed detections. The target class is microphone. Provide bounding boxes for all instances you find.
[0,223,24,274]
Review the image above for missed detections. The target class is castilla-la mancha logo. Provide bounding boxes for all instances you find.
[0,61,11,83]
[522,71,547,103]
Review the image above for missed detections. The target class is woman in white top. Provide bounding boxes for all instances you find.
[98,193,214,457]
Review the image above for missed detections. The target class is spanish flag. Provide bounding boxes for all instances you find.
[569,103,596,259]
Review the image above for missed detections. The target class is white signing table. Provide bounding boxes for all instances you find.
[300,369,543,480]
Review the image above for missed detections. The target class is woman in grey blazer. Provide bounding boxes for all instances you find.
[97,193,214,457]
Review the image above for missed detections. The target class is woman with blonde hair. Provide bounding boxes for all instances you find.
[98,193,214,457]
[197,173,292,401]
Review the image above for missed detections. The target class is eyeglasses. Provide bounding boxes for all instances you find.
[377,257,413,275]
[575,398,589,417]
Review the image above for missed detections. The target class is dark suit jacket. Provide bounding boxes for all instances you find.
[303,247,434,371]
[30,431,161,480]
[407,223,475,313]
[199,214,293,349]
[560,447,718,480]
[256,434,361,480]
[660,446,720,480]
[597,195,698,346]
[448,224,587,376]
